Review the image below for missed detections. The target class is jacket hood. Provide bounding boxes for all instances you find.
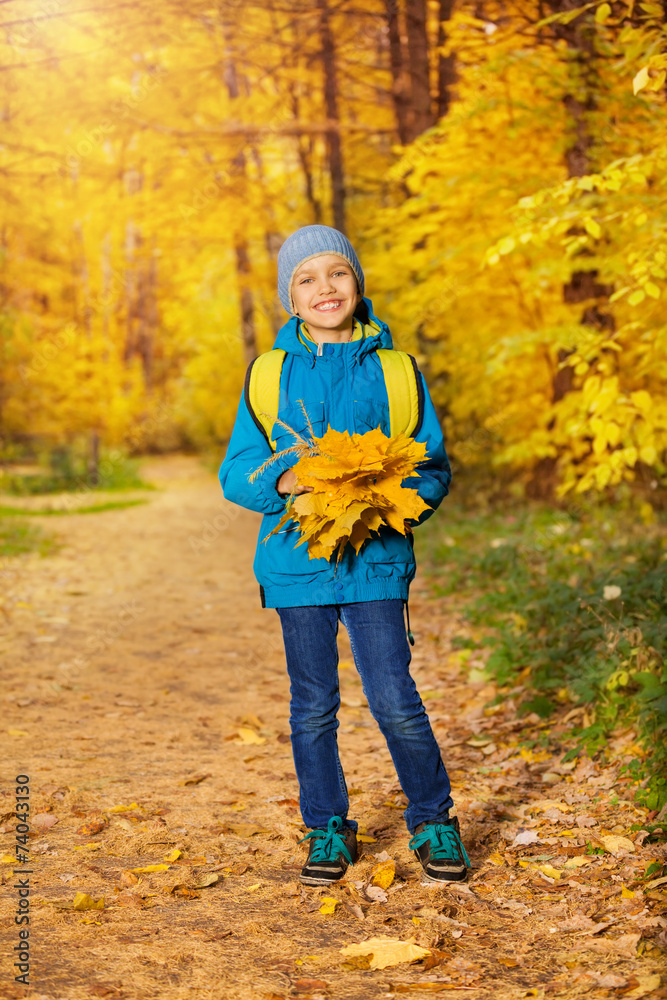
[271,296,393,368]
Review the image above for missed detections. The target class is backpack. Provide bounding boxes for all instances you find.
[244,348,425,451]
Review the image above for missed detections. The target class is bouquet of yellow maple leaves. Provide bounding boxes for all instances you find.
[248,401,430,563]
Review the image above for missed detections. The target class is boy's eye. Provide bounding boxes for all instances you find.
[298,270,349,283]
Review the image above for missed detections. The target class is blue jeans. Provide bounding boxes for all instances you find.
[275,599,454,835]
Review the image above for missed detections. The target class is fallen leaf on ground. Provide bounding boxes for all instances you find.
[365,885,388,903]
[623,973,662,998]
[118,871,140,887]
[130,864,170,874]
[107,803,141,813]
[319,896,339,915]
[74,842,103,851]
[344,901,365,921]
[193,873,219,888]
[240,713,263,729]
[294,981,328,993]
[563,856,591,869]
[356,834,377,843]
[421,948,453,971]
[645,875,667,890]
[592,973,627,988]
[76,819,107,836]
[371,859,395,889]
[115,891,143,908]
[164,848,181,862]
[511,830,540,847]
[340,936,430,970]
[388,986,476,993]
[221,823,270,838]
[223,862,250,875]
[235,728,267,745]
[7,729,29,737]
[71,892,104,910]
[179,773,212,785]
[559,914,616,934]
[494,898,532,915]
[466,735,494,748]
[33,813,59,830]
[527,800,570,814]
[169,884,200,898]
[597,834,635,855]
[536,864,562,880]
[570,933,640,956]
[519,861,561,880]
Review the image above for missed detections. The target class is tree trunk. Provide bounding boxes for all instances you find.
[251,146,285,336]
[222,19,258,358]
[405,0,434,139]
[289,84,323,223]
[385,0,411,144]
[73,217,101,485]
[235,243,256,366]
[527,1,613,500]
[317,0,346,232]
[436,0,456,119]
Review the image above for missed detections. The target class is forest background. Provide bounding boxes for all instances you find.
[0,0,665,811]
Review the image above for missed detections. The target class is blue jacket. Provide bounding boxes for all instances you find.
[219,298,451,609]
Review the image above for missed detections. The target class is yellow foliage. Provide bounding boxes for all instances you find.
[1,0,665,500]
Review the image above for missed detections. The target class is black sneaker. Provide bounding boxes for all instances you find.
[409,816,470,883]
[298,815,358,886]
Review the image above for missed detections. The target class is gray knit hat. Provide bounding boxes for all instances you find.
[277,225,364,314]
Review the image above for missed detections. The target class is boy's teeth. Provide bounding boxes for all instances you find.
[317,301,339,310]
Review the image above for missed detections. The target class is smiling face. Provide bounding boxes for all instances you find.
[290,253,362,340]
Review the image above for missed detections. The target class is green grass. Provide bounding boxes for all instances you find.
[419,498,667,812]
[0,449,154,495]
[0,500,148,516]
[0,519,56,557]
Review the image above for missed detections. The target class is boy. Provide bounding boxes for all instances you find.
[219,225,469,885]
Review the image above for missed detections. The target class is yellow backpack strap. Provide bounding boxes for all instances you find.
[244,349,287,452]
[377,350,425,438]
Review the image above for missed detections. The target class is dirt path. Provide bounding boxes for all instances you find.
[1,455,665,1000]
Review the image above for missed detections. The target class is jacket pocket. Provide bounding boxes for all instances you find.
[354,398,389,436]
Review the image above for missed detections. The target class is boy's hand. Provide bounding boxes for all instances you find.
[277,468,314,496]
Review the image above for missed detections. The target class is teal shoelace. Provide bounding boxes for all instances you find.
[409,822,471,867]
[299,815,354,864]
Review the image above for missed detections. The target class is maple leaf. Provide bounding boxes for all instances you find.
[254,407,430,562]
[339,936,430,970]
